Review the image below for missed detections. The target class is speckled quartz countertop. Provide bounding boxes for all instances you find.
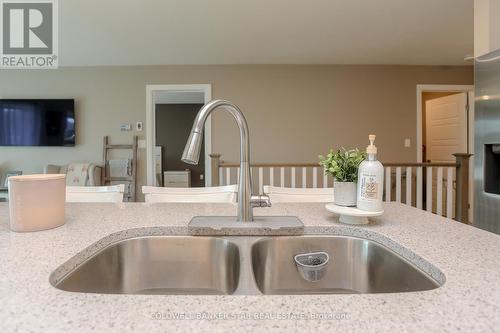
[0,202,499,333]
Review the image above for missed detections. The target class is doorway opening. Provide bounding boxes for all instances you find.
[422,91,468,163]
[416,84,474,163]
[416,84,474,220]
[146,84,212,187]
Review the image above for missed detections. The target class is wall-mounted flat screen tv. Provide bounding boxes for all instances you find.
[0,99,75,146]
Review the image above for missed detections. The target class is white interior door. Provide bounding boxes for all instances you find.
[426,92,468,162]
[425,92,468,215]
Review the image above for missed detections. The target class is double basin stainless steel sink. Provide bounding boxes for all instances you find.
[51,235,441,295]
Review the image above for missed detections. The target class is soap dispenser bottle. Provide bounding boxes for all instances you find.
[357,135,384,212]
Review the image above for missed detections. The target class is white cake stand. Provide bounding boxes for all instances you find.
[325,203,384,225]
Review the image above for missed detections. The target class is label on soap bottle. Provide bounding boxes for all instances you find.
[360,174,378,201]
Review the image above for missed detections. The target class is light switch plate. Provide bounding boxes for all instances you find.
[404,138,411,147]
[138,139,146,149]
[136,122,143,131]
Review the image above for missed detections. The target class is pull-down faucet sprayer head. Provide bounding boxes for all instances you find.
[181,130,203,165]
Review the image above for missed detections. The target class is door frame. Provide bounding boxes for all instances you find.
[146,84,212,186]
[416,84,475,222]
[416,84,474,163]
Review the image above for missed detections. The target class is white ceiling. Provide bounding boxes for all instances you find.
[59,0,474,66]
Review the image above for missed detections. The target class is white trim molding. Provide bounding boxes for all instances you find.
[146,84,212,186]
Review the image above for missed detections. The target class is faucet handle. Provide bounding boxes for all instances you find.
[250,195,272,208]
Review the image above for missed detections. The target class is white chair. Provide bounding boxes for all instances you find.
[142,185,237,203]
[66,185,125,203]
[263,186,334,203]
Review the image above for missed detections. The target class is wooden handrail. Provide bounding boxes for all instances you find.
[219,161,459,168]
[383,162,458,167]
[220,162,320,168]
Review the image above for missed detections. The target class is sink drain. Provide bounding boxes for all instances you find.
[294,252,329,282]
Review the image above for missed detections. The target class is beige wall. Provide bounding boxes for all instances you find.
[474,0,500,56]
[0,65,472,200]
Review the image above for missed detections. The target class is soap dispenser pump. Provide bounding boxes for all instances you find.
[357,135,384,212]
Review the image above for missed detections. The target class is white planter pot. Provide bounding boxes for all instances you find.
[333,181,357,207]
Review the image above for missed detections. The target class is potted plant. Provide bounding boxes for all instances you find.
[319,148,366,206]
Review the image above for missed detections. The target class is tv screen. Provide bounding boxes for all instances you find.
[0,99,75,146]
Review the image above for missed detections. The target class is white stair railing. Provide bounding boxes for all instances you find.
[209,153,471,223]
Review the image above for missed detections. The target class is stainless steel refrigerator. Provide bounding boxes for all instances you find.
[474,48,500,234]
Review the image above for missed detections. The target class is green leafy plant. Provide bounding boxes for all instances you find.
[319,148,366,182]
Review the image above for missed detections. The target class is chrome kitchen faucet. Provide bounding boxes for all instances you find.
[182,99,271,222]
